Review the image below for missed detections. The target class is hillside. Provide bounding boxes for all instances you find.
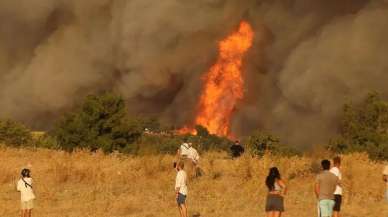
[0,146,387,217]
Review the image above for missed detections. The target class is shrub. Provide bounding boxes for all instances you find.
[191,134,232,152]
[176,125,233,152]
[0,119,32,146]
[137,117,161,132]
[246,131,299,157]
[34,134,60,149]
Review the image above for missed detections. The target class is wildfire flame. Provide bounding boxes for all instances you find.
[181,21,254,137]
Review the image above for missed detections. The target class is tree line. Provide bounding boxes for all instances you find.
[1,92,388,160]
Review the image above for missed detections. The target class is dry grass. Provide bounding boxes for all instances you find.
[0,146,387,217]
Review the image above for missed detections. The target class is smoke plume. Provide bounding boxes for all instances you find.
[1,0,388,146]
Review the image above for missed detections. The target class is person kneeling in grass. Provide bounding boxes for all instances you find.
[175,161,188,217]
[17,168,36,217]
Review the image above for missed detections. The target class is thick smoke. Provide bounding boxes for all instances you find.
[1,0,388,146]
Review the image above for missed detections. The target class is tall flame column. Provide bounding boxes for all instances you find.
[193,21,254,137]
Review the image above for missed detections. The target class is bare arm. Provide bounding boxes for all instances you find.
[175,172,181,198]
[314,182,320,199]
[278,179,287,195]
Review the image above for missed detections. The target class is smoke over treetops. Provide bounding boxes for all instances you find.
[1,0,388,146]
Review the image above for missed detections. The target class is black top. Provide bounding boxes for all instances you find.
[230,144,244,157]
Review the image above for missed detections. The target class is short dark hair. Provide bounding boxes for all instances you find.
[21,168,31,178]
[321,159,331,170]
[333,156,341,165]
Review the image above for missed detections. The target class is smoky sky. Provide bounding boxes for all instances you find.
[1,0,388,146]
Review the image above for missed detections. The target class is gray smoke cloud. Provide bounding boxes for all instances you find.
[1,0,387,146]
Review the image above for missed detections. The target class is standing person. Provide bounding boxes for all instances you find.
[383,164,388,202]
[230,140,245,158]
[17,168,35,217]
[187,143,200,165]
[175,141,201,177]
[174,139,191,168]
[176,140,199,164]
[175,161,188,217]
[187,143,202,177]
[177,139,191,158]
[265,167,287,217]
[330,156,343,217]
[315,160,339,217]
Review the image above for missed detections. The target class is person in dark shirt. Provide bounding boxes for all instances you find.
[230,140,244,158]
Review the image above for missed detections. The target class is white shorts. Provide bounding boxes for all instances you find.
[21,200,34,210]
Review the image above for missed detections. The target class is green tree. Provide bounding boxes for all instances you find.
[0,119,32,146]
[195,125,209,137]
[330,92,388,160]
[53,92,142,152]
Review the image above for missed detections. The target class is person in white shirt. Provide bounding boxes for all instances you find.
[188,144,200,165]
[174,141,190,168]
[17,168,36,217]
[177,141,191,158]
[330,156,342,217]
[175,161,188,217]
[383,164,388,202]
[176,140,201,169]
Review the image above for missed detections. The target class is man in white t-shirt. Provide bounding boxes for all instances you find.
[383,164,388,202]
[188,144,200,165]
[175,141,202,177]
[178,142,191,157]
[330,156,342,217]
[175,161,188,217]
[177,142,200,165]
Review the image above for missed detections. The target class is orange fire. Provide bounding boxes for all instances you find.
[181,21,254,137]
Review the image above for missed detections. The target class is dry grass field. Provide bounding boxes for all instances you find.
[0,146,387,217]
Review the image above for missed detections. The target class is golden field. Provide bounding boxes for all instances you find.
[0,146,387,217]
